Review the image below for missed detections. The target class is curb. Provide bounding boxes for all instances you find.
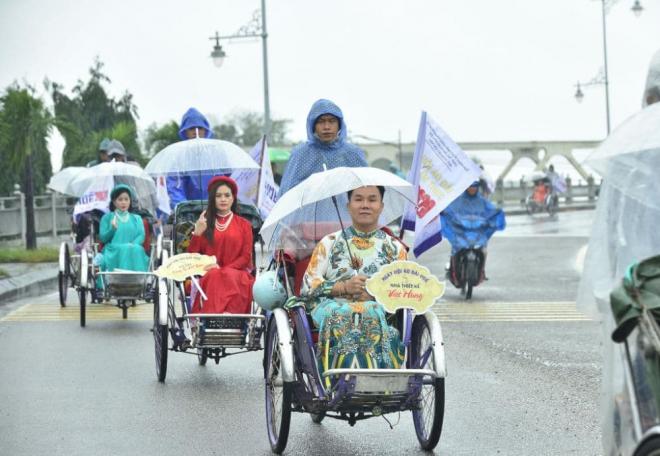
[0,269,58,305]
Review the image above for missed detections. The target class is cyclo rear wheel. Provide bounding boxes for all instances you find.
[410,316,445,451]
[264,316,292,454]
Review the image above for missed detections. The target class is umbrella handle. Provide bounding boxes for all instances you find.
[330,194,357,271]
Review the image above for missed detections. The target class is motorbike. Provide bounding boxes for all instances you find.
[447,245,485,300]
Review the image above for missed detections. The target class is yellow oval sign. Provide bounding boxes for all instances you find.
[154,253,216,281]
[365,260,445,314]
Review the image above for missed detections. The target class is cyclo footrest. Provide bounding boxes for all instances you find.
[199,317,246,347]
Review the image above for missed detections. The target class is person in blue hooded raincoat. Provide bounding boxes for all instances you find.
[278,99,367,196]
[166,107,216,209]
[98,185,150,273]
[441,181,505,261]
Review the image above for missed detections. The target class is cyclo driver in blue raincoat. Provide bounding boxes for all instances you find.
[278,98,367,196]
[166,107,216,209]
[276,98,369,292]
[441,181,505,284]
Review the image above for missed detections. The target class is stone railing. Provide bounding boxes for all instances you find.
[0,177,600,242]
[493,176,600,206]
[0,185,74,242]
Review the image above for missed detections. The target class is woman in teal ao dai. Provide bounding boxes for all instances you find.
[98,185,149,273]
[300,186,407,386]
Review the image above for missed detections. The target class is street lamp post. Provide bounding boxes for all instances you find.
[209,0,271,135]
[574,0,643,136]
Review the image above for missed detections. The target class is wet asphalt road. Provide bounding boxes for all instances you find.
[0,211,603,455]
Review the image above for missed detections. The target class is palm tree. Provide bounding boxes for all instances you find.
[0,84,53,249]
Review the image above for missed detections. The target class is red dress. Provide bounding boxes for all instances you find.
[187,214,255,314]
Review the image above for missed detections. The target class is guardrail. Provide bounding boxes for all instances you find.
[493,176,599,206]
[0,177,600,242]
[0,185,74,242]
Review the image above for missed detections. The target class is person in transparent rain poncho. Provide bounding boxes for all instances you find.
[278,98,367,197]
[577,48,660,455]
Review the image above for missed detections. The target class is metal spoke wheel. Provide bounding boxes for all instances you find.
[153,279,169,382]
[265,317,292,454]
[410,316,445,451]
[58,243,71,307]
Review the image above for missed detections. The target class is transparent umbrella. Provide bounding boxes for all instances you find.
[260,167,415,257]
[145,138,259,177]
[67,161,158,215]
[47,166,87,195]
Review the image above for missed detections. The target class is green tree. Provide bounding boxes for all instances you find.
[225,112,291,147]
[47,58,143,167]
[0,84,54,249]
[143,120,179,158]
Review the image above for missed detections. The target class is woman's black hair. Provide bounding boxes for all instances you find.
[204,181,239,244]
[347,185,385,201]
[109,188,134,212]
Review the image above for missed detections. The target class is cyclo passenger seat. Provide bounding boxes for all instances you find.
[278,223,408,345]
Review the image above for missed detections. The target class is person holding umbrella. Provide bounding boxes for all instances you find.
[278,99,367,196]
[299,185,407,385]
[166,107,217,209]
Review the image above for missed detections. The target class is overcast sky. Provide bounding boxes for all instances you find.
[1,0,659,171]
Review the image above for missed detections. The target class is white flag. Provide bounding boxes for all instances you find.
[402,111,481,257]
[233,137,279,218]
[73,175,113,222]
[156,175,171,215]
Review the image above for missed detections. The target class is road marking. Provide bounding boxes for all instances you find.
[2,301,590,323]
[1,303,153,322]
[433,301,591,322]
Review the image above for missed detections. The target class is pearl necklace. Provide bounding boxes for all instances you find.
[115,210,130,223]
[214,212,234,232]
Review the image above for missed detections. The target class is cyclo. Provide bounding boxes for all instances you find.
[53,166,160,327]
[524,171,558,216]
[255,167,447,453]
[152,199,265,381]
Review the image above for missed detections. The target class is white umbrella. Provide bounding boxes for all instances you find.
[260,167,415,253]
[68,161,158,215]
[69,161,154,194]
[144,138,259,177]
[47,166,87,195]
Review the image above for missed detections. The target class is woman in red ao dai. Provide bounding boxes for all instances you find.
[187,176,254,314]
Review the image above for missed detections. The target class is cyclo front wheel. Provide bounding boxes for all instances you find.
[153,280,168,382]
[410,316,445,451]
[58,243,71,307]
[264,316,292,454]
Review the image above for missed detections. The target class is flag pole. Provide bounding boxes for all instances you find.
[255,135,267,209]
